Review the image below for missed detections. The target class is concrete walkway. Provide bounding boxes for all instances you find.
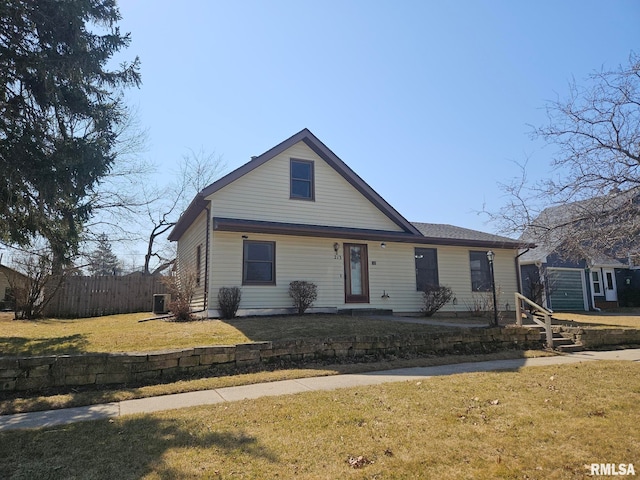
[1,348,639,432]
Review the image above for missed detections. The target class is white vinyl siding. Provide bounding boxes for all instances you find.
[175,210,208,310]
[208,142,403,232]
[208,232,520,315]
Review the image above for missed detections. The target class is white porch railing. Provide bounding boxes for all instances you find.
[514,292,554,349]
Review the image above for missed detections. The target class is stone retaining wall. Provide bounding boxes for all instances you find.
[1,326,544,392]
[554,326,640,348]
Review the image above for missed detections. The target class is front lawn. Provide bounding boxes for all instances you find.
[553,309,640,328]
[1,361,638,479]
[0,312,456,357]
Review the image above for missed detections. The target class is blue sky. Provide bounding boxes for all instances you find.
[114,0,638,259]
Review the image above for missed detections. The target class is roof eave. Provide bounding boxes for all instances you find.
[167,195,208,242]
[213,217,531,249]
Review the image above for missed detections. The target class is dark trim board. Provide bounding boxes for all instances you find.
[212,217,529,249]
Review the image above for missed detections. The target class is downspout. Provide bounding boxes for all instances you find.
[514,248,531,294]
[204,204,210,314]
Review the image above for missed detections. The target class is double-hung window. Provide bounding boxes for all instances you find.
[469,251,491,292]
[415,248,439,291]
[290,159,314,200]
[591,270,602,295]
[243,241,275,285]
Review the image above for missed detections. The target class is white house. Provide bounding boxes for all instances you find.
[168,129,530,317]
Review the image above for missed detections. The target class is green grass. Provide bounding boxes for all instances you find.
[0,312,463,356]
[1,361,639,479]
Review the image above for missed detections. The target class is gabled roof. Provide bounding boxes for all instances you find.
[168,129,530,250]
[0,264,28,280]
[519,188,640,266]
[169,128,421,241]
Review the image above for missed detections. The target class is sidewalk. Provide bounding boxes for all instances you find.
[2,348,639,432]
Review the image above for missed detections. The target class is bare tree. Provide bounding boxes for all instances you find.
[82,107,155,245]
[490,53,640,261]
[7,247,72,320]
[143,148,226,274]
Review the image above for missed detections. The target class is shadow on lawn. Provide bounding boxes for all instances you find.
[220,314,462,343]
[0,415,278,478]
[0,334,89,356]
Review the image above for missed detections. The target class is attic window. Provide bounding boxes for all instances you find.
[290,159,314,200]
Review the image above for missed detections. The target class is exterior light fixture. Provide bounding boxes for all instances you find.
[380,242,386,249]
[333,242,339,254]
[486,250,498,327]
[242,235,248,239]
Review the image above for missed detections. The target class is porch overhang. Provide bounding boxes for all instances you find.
[212,217,531,249]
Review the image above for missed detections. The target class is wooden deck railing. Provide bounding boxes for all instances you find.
[514,292,554,349]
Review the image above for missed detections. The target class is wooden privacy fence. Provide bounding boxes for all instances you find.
[44,275,169,318]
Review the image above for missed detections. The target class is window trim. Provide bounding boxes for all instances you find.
[290,158,315,201]
[242,240,276,285]
[415,247,439,291]
[469,250,492,292]
[591,270,602,296]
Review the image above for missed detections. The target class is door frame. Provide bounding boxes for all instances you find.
[343,243,370,303]
[602,268,618,302]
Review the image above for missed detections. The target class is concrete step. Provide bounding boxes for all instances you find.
[552,336,575,346]
[555,343,585,353]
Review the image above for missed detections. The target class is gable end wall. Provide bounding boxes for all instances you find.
[208,142,404,232]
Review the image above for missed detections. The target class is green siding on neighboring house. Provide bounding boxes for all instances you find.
[548,269,586,311]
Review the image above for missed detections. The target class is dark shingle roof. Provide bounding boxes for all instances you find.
[412,222,525,247]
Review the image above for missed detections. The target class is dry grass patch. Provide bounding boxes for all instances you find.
[1,361,639,479]
[0,312,250,355]
[553,309,640,328]
[0,313,465,356]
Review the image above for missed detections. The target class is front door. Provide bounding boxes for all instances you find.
[344,243,369,303]
[603,268,618,302]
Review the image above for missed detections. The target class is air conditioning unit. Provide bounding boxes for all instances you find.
[153,294,171,314]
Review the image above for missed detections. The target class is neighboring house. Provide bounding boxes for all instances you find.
[519,198,639,311]
[168,129,531,317]
[0,264,26,311]
[519,246,631,311]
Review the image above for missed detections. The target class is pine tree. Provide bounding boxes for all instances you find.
[87,233,120,276]
[0,0,141,266]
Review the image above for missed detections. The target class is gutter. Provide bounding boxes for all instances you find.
[514,247,534,294]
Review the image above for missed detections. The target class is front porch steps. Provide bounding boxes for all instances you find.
[522,323,585,352]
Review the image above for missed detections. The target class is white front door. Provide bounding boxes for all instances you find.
[603,268,618,302]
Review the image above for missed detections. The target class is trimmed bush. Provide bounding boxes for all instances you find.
[421,284,454,317]
[218,287,241,319]
[289,280,318,314]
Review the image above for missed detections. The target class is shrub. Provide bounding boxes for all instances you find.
[218,287,241,319]
[465,287,504,323]
[465,292,497,318]
[163,271,197,322]
[289,280,318,314]
[421,284,454,317]
[7,249,67,320]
